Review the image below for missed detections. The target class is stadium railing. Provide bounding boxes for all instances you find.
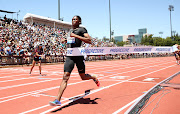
[125,71,180,114]
[0,55,65,66]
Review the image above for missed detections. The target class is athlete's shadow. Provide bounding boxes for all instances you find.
[51,89,101,113]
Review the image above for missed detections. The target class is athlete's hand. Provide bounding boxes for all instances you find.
[61,38,67,43]
[41,54,45,59]
[70,33,77,37]
[70,32,92,44]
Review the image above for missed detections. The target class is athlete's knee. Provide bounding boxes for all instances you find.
[63,72,70,82]
[38,62,41,66]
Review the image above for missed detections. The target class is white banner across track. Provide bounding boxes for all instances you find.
[66,46,172,56]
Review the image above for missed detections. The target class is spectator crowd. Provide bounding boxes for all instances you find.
[0,15,172,65]
[0,15,116,58]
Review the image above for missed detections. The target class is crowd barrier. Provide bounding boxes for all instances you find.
[125,71,180,114]
[0,55,65,66]
[0,46,173,66]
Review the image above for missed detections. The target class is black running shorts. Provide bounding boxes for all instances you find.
[34,57,41,61]
[64,56,85,73]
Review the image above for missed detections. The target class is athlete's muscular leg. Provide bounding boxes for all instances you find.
[57,72,71,101]
[79,73,97,81]
[38,61,41,74]
[30,60,36,74]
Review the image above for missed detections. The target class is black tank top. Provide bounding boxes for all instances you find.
[67,27,87,48]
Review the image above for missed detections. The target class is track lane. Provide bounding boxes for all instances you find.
[0,57,178,114]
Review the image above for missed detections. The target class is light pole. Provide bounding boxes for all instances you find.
[109,0,112,42]
[111,30,114,42]
[58,0,60,20]
[168,5,174,40]
[17,10,20,21]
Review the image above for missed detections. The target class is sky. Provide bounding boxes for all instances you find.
[0,0,179,39]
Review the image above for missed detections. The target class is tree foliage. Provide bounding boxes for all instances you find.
[116,41,126,46]
[102,36,109,42]
[141,33,180,46]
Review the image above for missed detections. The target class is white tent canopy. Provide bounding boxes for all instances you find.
[23,13,72,30]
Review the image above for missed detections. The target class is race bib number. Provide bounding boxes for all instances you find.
[67,30,75,44]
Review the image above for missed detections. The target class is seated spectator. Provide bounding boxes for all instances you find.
[5,44,12,56]
[24,50,31,64]
[19,47,24,56]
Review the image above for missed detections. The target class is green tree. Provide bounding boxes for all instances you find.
[141,35,153,45]
[116,41,126,46]
[164,37,173,46]
[102,36,109,42]
[153,37,165,46]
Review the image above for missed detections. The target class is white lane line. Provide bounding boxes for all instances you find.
[127,81,157,84]
[112,96,142,114]
[19,89,95,114]
[0,80,89,103]
[99,61,173,78]
[0,60,174,104]
[0,77,38,83]
[40,64,175,114]
[0,78,58,90]
[39,86,111,114]
[0,61,173,90]
[1,61,173,102]
[0,73,109,101]
[0,60,173,84]
[21,64,175,114]
[0,59,171,78]
[72,60,173,73]
[0,73,77,82]
[0,58,172,75]
[0,74,29,79]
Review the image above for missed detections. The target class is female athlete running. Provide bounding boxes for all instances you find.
[49,15,100,106]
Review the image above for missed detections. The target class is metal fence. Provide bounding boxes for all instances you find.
[0,55,65,66]
[125,71,180,114]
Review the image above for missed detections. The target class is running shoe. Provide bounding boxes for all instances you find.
[94,79,100,87]
[49,99,61,106]
[91,74,100,87]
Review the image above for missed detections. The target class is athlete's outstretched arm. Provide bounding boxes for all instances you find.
[70,33,92,44]
[61,38,67,43]
[35,52,42,57]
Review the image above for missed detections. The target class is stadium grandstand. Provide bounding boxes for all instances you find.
[0,11,173,66]
[0,12,124,65]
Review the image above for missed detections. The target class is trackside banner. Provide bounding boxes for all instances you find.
[66,46,172,56]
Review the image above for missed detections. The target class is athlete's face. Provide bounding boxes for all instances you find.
[72,16,80,27]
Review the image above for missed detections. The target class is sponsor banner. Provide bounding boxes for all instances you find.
[66,46,172,56]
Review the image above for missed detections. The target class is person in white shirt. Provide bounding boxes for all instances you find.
[172,44,179,64]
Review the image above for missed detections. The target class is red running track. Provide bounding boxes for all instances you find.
[0,56,179,114]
